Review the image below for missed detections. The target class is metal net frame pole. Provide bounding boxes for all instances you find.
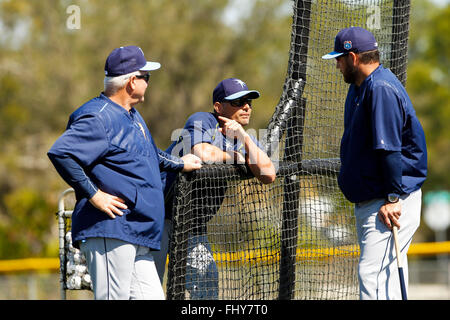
[57,188,74,300]
[391,0,411,86]
[166,174,191,300]
[278,0,312,300]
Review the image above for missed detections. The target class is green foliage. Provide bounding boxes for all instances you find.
[407,0,450,190]
[0,188,55,258]
[0,75,30,142]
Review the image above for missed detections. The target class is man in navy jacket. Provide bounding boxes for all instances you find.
[322,27,427,299]
[157,78,276,299]
[48,46,201,299]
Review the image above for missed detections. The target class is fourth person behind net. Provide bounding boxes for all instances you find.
[322,27,427,300]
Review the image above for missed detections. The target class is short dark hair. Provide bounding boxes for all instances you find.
[357,49,380,64]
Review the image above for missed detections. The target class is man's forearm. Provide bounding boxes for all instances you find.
[191,139,276,184]
[378,150,403,196]
[192,143,237,164]
[47,153,98,199]
[242,134,276,184]
[158,149,185,171]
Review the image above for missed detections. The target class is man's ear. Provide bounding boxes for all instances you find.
[348,51,358,66]
[127,75,136,91]
[213,101,222,114]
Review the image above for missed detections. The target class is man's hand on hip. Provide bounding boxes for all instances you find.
[89,189,127,219]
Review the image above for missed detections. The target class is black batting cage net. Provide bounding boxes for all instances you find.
[166,0,410,300]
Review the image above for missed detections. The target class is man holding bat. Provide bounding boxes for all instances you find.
[322,27,427,299]
[155,78,276,299]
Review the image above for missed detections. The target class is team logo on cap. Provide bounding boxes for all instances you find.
[234,79,246,88]
[344,41,352,50]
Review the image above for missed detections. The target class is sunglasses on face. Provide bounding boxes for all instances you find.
[135,73,150,83]
[225,98,252,107]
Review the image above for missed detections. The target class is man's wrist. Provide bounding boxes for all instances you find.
[238,130,249,142]
[386,193,400,203]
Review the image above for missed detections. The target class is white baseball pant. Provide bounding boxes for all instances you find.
[80,237,165,300]
[355,189,421,300]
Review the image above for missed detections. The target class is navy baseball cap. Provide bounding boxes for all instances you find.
[322,27,378,59]
[104,45,161,76]
[213,78,260,103]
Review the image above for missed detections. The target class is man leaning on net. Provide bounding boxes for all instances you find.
[322,27,427,300]
[47,46,201,300]
[155,78,277,299]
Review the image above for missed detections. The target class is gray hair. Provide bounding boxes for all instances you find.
[103,70,142,96]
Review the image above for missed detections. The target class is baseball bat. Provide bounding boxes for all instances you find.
[392,225,407,300]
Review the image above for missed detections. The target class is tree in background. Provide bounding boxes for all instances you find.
[0,0,291,259]
[407,0,450,192]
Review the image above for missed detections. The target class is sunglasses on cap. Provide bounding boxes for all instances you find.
[224,98,252,107]
[135,73,150,83]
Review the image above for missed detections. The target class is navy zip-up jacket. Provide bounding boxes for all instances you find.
[338,65,427,203]
[48,93,184,249]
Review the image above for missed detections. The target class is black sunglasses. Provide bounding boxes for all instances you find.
[135,73,150,83]
[225,98,252,107]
